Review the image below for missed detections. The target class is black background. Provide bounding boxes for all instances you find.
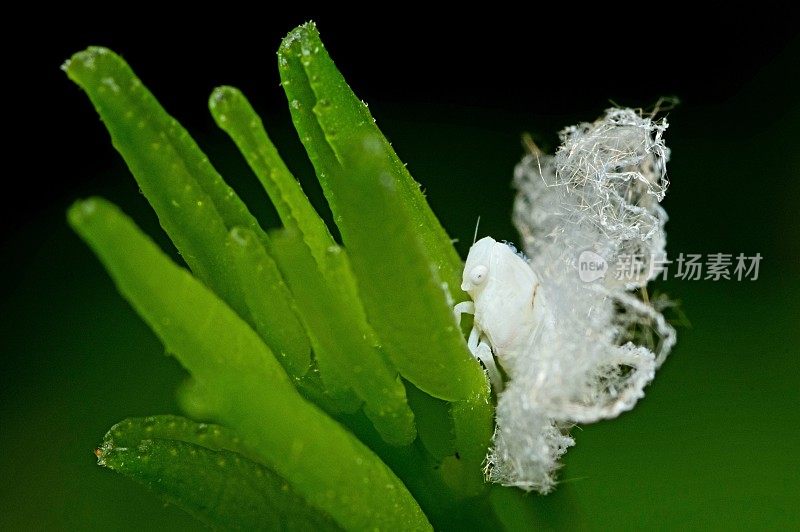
[11,12,800,231]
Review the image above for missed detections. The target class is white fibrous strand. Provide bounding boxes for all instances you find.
[487,108,676,492]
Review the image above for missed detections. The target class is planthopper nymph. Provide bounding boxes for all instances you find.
[454,107,677,493]
[454,237,553,392]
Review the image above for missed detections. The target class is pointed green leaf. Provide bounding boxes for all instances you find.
[270,228,417,446]
[97,416,341,531]
[68,198,431,531]
[209,85,335,264]
[63,47,310,379]
[278,24,464,289]
[64,48,265,240]
[63,47,253,303]
[208,87,417,442]
[209,85,391,401]
[103,415,251,457]
[278,23,487,402]
[226,228,310,378]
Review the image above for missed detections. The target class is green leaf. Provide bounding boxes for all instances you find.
[441,393,494,497]
[208,87,417,443]
[63,47,310,379]
[277,24,465,287]
[404,382,456,460]
[97,416,341,530]
[209,85,335,264]
[226,228,310,378]
[270,228,417,446]
[210,85,394,407]
[68,198,431,531]
[278,22,486,402]
[102,415,251,457]
[406,383,492,498]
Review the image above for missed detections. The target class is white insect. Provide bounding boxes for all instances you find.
[455,107,677,493]
[454,237,552,392]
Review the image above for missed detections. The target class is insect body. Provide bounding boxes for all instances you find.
[454,236,551,391]
[457,108,675,492]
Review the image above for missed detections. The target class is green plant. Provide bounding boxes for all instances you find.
[64,22,536,530]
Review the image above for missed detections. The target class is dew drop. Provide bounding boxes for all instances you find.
[101,77,120,93]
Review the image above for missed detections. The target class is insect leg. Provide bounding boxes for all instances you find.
[467,326,503,392]
[467,325,480,351]
[453,301,475,326]
[475,340,504,393]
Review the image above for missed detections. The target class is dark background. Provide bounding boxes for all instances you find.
[2,12,799,529]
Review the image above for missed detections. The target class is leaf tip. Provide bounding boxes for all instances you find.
[280,21,321,56]
[67,197,101,227]
[208,85,241,113]
[63,46,115,77]
[93,441,111,467]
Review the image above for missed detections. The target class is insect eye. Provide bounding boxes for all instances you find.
[469,265,489,285]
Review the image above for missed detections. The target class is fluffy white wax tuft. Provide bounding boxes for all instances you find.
[488,108,676,492]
